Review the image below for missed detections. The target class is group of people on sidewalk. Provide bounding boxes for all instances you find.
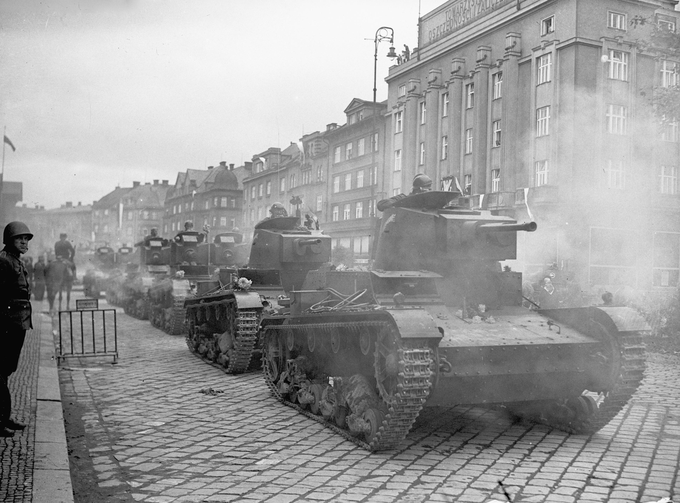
[0,222,77,437]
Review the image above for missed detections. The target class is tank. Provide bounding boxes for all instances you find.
[83,246,116,298]
[147,231,212,335]
[260,191,647,451]
[183,217,331,374]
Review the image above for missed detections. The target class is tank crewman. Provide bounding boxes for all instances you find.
[267,202,288,219]
[174,220,205,243]
[0,222,33,436]
[54,233,77,281]
[135,227,164,247]
[377,173,433,212]
[32,256,46,301]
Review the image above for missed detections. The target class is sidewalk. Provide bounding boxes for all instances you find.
[0,298,74,503]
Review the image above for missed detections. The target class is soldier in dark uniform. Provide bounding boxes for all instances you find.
[32,256,46,301]
[267,202,288,219]
[135,227,161,247]
[377,174,433,212]
[54,232,77,281]
[0,221,33,436]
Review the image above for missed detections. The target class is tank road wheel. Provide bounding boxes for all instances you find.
[330,328,342,354]
[309,383,324,415]
[363,408,386,445]
[286,330,295,351]
[264,330,285,384]
[333,405,347,428]
[307,330,316,352]
[374,326,400,402]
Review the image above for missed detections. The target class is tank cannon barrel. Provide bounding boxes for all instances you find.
[476,221,537,234]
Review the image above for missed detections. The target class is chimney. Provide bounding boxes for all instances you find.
[153,179,159,185]
[66,201,73,208]
[133,181,140,187]
[229,163,234,170]
[219,161,227,167]
[162,180,168,185]
[326,123,338,131]
[207,165,214,170]
[78,201,82,206]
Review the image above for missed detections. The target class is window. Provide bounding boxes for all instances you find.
[589,227,637,287]
[344,173,352,191]
[266,181,271,196]
[537,53,552,84]
[290,174,296,189]
[491,169,501,192]
[370,166,377,186]
[661,61,678,88]
[535,160,549,186]
[608,50,629,81]
[658,17,677,33]
[441,136,448,160]
[541,15,554,36]
[394,149,402,171]
[316,166,324,182]
[250,186,256,200]
[355,202,363,219]
[653,232,679,287]
[660,165,678,195]
[465,129,473,154]
[369,199,376,217]
[343,204,351,220]
[661,118,679,142]
[127,211,133,221]
[258,183,263,197]
[258,207,264,221]
[419,142,425,165]
[332,205,339,222]
[354,236,370,255]
[220,216,227,227]
[371,132,378,152]
[333,176,340,193]
[334,146,341,163]
[493,72,503,100]
[280,177,286,193]
[605,160,625,189]
[345,142,353,160]
[398,84,406,97]
[464,174,472,195]
[465,83,475,108]
[442,93,449,117]
[608,11,626,30]
[357,170,364,188]
[419,101,427,124]
[607,104,628,135]
[492,120,502,147]
[205,200,210,209]
[358,138,365,156]
[302,170,311,185]
[316,195,323,212]
[395,111,403,133]
[536,106,551,137]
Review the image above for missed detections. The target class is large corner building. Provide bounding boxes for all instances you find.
[385,0,680,295]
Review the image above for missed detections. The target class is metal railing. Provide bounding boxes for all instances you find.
[57,308,118,363]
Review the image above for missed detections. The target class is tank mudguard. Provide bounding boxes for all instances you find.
[539,306,650,336]
[233,291,265,310]
[386,308,442,342]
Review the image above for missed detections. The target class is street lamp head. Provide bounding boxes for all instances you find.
[386,45,398,59]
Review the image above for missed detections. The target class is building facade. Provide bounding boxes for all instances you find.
[163,162,244,240]
[385,0,680,297]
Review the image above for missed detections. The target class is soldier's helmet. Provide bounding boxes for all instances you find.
[270,202,287,217]
[184,221,194,231]
[3,221,34,244]
[412,173,433,191]
[60,232,67,239]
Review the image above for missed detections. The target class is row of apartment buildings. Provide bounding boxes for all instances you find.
[8,0,680,295]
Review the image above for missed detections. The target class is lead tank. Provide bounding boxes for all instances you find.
[260,191,647,451]
[183,217,331,373]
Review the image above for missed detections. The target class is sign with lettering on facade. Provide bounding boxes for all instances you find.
[420,0,514,48]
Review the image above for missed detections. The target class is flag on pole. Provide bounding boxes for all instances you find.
[3,135,16,152]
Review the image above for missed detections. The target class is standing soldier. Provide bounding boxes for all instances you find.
[32,256,46,301]
[0,221,33,436]
[54,233,77,281]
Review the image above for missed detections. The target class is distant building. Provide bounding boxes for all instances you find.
[164,161,244,240]
[384,0,680,296]
[93,180,170,249]
[0,180,23,227]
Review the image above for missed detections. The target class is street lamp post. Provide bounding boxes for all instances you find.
[371,27,397,218]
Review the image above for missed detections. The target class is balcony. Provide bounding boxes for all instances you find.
[514,185,559,206]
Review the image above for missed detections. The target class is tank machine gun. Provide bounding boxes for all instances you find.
[183,216,331,374]
[261,191,647,451]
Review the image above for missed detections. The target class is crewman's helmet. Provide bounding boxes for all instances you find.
[270,202,287,217]
[184,220,194,230]
[60,232,67,239]
[3,221,34,244]
[412,174,433,190]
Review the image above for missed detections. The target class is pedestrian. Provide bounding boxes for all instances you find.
[54,232,77,281]
[33,255,46,301]
[0,221,33,436]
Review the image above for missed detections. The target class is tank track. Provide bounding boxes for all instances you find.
[185,302,261,374]
[166,296,187,335]
[262,321,434,451]
[507,329,646,434]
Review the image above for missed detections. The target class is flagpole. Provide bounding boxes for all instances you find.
[0,126,5,223]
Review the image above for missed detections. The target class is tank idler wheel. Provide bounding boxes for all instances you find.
[330,328,341,354]
[567,395,598,422]
[265,334,284,383]
[359,328,372,356]
[363,408,386,445]
[309,384,324,415]
[307,331,316,352]
[286,330,295,351]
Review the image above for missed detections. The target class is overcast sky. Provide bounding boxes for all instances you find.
[0,0,442,210]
